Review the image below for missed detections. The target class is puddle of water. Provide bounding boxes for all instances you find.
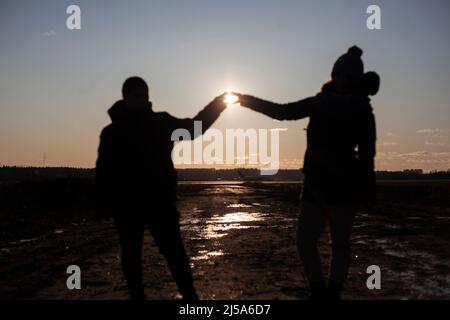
[9,237,39,246]
[180,217,203,227]
[211,212,265,224]
[189,212,267,262]
[198,212,265,239]
[185,211,268,262]
[386,224,400,230]
[384,249,408,259]
[202,224,257,239]
[406,216,424,221]
[205,186,249,195]
[226,203,253,208]
[252,202,270,207]
[191,249,224,261]
[359,212,370,218]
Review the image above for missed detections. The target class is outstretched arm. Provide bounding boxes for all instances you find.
[167,94,227,138]
[237,94,315,120]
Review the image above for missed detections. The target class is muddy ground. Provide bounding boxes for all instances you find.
[1,180,449,299]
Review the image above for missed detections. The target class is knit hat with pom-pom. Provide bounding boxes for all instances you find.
[332,46,364,79]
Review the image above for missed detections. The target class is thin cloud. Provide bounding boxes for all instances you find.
[377,150,450,160]
[377,151,428,159]
[399,151,428,157]
[270,128,288,132]
[417,128,442,133]
[425,141,450,147]
[378,141,398,147]
[42,30,57,37]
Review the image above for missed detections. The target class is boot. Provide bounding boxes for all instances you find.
[309,281,328,300]
[328,281,344,300]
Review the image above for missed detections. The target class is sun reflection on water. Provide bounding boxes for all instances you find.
[189,210,267,262]
[200,212,266,239]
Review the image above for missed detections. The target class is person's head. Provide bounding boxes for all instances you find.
[122,76,151,110]
[331,46,364,94]
[360,71,380,96]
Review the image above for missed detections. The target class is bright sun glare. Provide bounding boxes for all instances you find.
[224,93,239,105]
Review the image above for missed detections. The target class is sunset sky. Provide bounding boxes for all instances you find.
[1,0,449,171]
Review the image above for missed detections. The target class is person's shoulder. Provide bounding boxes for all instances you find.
[154,111,174,119]
[154,111,182,125]
[99,123,117,139]
[315,91,373,115]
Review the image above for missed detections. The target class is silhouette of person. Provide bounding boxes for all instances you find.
[236,46,379,299]
[95,77,226,300]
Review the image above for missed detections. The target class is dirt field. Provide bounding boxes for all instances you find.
[1,180,449,299]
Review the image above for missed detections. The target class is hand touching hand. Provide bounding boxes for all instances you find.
[208,92,228,111]
[224,93,239,105]
[233,93,256,108]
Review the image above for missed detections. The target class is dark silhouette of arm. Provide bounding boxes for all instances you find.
[166,95,226,138]
[95,127,116,216]
[238,94,315,120]
[96,129,112,186]
[358,112,377,203]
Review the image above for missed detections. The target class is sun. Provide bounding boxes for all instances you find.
[224,93,239,105]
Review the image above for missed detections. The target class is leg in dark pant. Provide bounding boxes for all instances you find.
[297,201,328,299]
[325,205,357,299]
[297,201,327,283]
[329,205,356,284]
[297,201,358,299]
[114,217,146,300]
[148,207,198,300]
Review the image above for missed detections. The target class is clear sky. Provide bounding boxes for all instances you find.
[1,0,449,171]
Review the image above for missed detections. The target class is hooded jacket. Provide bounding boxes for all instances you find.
[240,87,376,204]
[95,99,225,216]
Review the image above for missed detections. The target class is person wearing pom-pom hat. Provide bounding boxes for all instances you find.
[236,46,379,299]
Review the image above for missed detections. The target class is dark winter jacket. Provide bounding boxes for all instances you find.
[95,99,225,217]
[240,88,376,204]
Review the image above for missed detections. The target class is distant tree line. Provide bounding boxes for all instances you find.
[1,166,450,182]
